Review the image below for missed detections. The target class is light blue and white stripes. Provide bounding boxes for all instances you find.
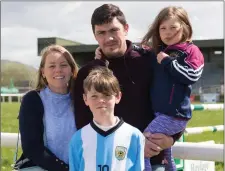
[69,122,145,171]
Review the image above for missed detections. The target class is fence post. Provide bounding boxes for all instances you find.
[174,135,184,171]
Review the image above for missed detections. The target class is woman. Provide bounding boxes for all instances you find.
[15,45,79,171]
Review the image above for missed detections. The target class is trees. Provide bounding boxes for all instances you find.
[1,60,37,88]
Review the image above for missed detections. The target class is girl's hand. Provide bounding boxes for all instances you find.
[94,47,103,59]
[157,52,169,64]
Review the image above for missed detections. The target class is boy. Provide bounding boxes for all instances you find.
[69,66,145,171]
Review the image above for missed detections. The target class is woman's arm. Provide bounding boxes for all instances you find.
[19,91,69,171]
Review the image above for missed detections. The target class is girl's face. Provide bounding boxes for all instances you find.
[159,17,183,46]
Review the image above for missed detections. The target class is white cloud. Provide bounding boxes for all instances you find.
[127,24,144,43]
[193,16,199,21]
[1,1,223,68]
[1,26,56,68]
[59,2,83,16]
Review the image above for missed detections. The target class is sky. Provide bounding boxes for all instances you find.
[1,1,224,68]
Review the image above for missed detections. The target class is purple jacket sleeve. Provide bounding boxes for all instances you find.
[161,45,204,85]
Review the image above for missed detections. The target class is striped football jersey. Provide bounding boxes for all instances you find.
[69,119,145,171]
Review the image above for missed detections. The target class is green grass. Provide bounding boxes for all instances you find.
[1,103,21,171]
[1,103,224,170]
[1,103,20,132]
[185,110,224,144]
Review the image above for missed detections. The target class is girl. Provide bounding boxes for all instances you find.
[139,6,204,171]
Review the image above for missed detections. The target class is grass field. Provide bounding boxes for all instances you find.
[1,102,224,170]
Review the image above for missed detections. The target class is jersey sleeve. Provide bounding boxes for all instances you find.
[69,132,82,171]
[161,45,204,85]
[133,133,145,171]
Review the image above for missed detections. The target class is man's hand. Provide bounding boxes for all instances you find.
[157,52,169,64]
[148,133,174,150]
[143,132,162,158]
[143,132,174,158]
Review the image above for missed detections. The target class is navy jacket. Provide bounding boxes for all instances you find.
[134,42,204,119]
[18,90,69,171]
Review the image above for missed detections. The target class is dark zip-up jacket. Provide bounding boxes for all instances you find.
[134,42,204,119]
[72,40,183,165]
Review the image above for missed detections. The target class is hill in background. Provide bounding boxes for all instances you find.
[1,60,38,88]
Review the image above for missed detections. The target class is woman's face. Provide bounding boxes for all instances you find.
[42,52,72,94]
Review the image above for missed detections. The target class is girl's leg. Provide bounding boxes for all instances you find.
[164,148,176,171]
[144,158,152,171]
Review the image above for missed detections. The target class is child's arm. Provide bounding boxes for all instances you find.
[94,47,103,59]
[132,44,157,68]
[145,114,188,145]
[133,134,145,171]
[159,45,204,85]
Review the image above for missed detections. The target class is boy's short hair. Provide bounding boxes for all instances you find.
[83,66,121,96]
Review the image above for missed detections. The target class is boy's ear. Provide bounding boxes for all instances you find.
[83,94,89,106]
[115,92,122,104]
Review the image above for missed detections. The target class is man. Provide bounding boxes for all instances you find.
[72,4,181,170]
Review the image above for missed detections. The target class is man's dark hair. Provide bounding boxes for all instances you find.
[91,4,127,33]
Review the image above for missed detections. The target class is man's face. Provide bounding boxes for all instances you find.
[94,17,129,58]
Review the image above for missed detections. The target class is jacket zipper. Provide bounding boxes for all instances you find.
[169,84,175,104]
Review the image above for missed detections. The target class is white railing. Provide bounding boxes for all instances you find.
[1,132,21,148]
[1,131,223,162]
[172,142,223,162]
[1,93,24,102]
[191,104,224,110]
[1,94,24,97]
[185,125,224,135]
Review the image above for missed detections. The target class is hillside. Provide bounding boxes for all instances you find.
[1,60,38,88]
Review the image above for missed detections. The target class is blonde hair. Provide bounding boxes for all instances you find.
[141,6,193,53]
[83,66,121,96]
[36,44,79,93]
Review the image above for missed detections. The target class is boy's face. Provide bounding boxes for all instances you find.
[83,87,121,117]
[94,17,129,58]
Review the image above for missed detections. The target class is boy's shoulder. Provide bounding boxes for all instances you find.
[122,122,144,138]
[70,123,92,143]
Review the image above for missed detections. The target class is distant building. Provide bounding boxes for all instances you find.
[37,37,224,94]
